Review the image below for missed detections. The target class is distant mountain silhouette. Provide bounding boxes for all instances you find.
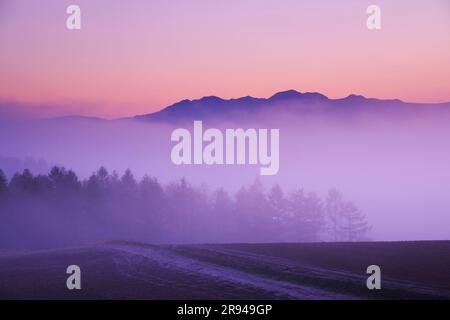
[134,90,450,123]
[2,90,449,124]
[44,115,105,122]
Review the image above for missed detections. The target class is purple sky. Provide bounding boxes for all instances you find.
[0,0,449,117]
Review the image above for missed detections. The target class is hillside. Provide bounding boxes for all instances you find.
[133,90,450,123]
[1,241,449,300]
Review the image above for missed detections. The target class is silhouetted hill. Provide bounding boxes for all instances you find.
[1,241,449,299]
[133,90,450,123]
[1,91,449,124]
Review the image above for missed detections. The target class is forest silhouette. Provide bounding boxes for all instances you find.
[0,167,370,249]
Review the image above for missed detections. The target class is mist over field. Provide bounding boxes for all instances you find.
[2,0,450,301]
[1,94,450,243]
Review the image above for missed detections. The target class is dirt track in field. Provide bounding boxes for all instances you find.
[0,241,449,299]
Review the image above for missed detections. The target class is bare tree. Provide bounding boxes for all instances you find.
[325,188,370,241]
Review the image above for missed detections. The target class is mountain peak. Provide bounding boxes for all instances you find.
[269,90,328,101]
[345,94,366,100]
[198,96,225,104]
[131,89,436,123]
[270,90,303,100]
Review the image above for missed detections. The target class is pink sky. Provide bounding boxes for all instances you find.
[1,0,449,117]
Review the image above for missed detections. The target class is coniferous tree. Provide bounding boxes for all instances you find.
[139,175,165,240]
[9,169,34,195]
[0,169,7,197]
[267,185,286,241]
[211,188,234,242]
[288,189,324,242]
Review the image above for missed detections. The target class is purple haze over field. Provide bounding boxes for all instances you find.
[1,93,450,244]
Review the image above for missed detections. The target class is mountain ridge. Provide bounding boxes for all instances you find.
[133,90,450,123]
[2,90,449,123]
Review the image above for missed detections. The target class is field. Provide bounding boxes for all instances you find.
[0,241,449,300]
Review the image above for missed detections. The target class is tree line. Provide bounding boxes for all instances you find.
[0,167,370,249]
